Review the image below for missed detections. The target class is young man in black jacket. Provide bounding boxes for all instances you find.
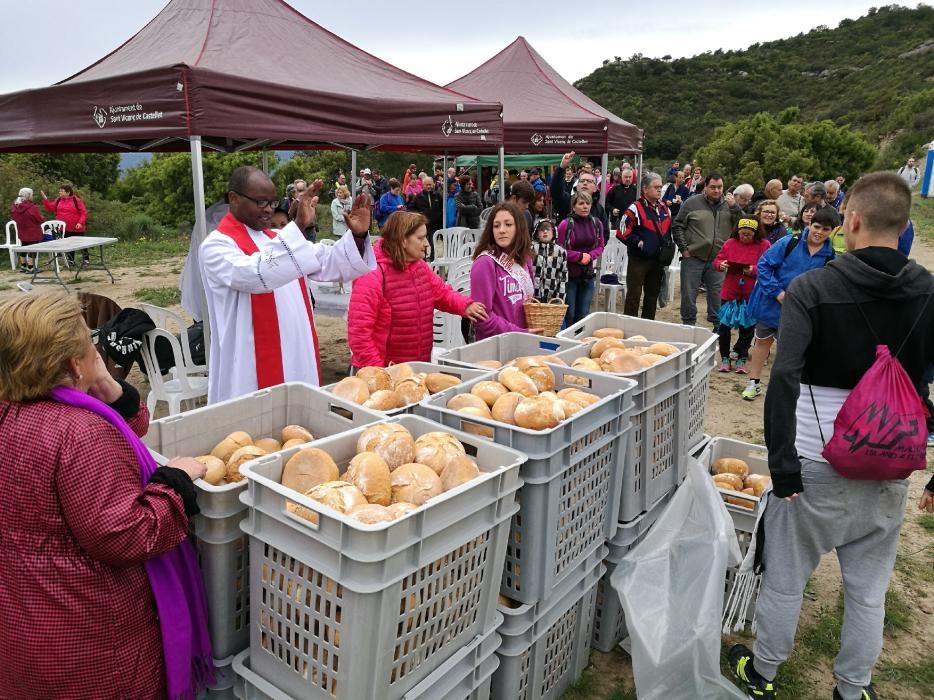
[730,172,934,700]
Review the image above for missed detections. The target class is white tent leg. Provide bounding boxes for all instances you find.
[261,148,269,175]
[442,154,448,227]
[351,150,357,197]
[498,147,505,203]
[600,153,609,207]
[636,153,643,198]
[190,136,210,366]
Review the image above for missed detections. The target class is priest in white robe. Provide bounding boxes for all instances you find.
[200,166,375,403]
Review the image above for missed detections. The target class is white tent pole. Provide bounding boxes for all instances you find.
[442,154,448,228]
[350,150,357,197]
[636,153,643,198]
[498,147,505,203]
[190,135,210,365]
[261,148,269,175]
[600,153,609,207]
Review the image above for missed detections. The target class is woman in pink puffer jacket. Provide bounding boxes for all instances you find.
[348,212,487,368]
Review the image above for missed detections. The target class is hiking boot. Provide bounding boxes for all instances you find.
[718,358,732,373]
[734,358,749,374]
[832,685,878,700]
[742,381,762,401]
[728,644,776,699]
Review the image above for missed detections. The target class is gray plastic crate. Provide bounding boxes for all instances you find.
[696,437,769,532]
[145,383,384,659]
[238,414,523,700]
[436,332,584,370]
[491,546,605,700]
[592,487,677,653]
[557,339,693,522]
[559,312,718,450]
[323,362,490,415]
[232,616,502,700]
[416,365,636,603]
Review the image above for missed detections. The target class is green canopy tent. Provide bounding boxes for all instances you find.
[454,154,569,169]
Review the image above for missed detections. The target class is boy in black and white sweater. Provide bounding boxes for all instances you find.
[531,219,567,302]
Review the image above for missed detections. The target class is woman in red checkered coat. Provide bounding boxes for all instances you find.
[0,293,213,699]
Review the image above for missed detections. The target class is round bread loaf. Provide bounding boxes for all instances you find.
[725,495,754,509]
[390,463,443,505]
[558,398,584,417]
[514,356,547,371]
[590,337,625,359]
[347,503,394,524]
[542,355,568,366]
[386,502,418,519]
[514,396,565,430]
[498,367,538,397]
[565,390,600,406]
[307,481,368,514]
[254,438,282,453]
[491,392,524,424]
[364,389,403,411]
[524,365,556,393]
[712,473,744,491]
[226,445,267,482]
[281,425,314,444]
[356,423,416,470]
[196,455,227,485]
[571,357,602,372]
[593,327,625,339]
[601,350,648,373]
[282,438,306,450]
[211,430,253,463]
[475,360,503,369]
[640,353,665,365]
[281,448,340,494]
[386,363,415,386]
[447,393,491,414]
[744,473,771,496]
[471,380,509,407]
[457,407,495,437]
[646,342,679,357]
[332,377,370,405]
[343,451,392,505]
[414,432,466,475]
[356,366,392,393]
[712,457,750,479]
[395,377,429,405]
[440,455,481,491]
[425,373,462,394]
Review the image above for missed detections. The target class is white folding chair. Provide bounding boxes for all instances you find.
[431,265,472,351]
[455,229,479,259]
[41,220,68,270]
[430,227,470,279]
[598,243,628,313]
[139,303,207,376]
[2,221,19,270]
[139,328,209,416]
[315,238,348,293]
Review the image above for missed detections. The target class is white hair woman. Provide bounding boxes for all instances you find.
[9,186,44,272]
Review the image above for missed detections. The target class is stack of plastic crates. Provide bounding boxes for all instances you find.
[233,414,524,699]
[144,383,383,695]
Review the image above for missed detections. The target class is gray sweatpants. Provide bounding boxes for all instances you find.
[679,255,724,326]
[752,458,909,700]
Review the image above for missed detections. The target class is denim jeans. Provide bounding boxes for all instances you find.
[564,277,595,327]
[679,255,724,326]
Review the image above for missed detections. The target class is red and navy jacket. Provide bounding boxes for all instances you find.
[617,197,672,259]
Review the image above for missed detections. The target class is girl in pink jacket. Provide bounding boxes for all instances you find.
[347,212,486,368]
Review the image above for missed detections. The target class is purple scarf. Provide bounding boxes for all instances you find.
[51,386,214,699]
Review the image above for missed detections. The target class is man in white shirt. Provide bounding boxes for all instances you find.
[776,174,804,222]
[897,156,920,189]
[199,166,374,403]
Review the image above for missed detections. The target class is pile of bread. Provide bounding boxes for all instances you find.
[566,327,680,376]
[444,357,602,432]
[710,457,771,509]
[194,424,316,485]
[281,423,484,525]
[329,364,465,411]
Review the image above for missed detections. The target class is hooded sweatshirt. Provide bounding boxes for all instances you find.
[10,200,44,243]
[764,248,934,496]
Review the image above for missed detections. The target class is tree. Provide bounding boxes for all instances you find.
[0,153,120,195]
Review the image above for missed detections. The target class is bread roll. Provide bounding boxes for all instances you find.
[593,327,625,339]
[414,432,466,475]
[646,342,679,357]
[491,392,523,425]
[558,398,585,417]
[457,407,495,437]
[601,350,648,374]
[281,425,314,444]
[744,473,771,496]
[514,356,547,371]
[542,355,568,366]
[387,502,418,519]
[364,389,403,411]
[538,390,559,402]
[640,353,665,365]
[386,363,415,386]
[590,337,625,359]
[514,396,565,430]
[440,455,481,491]
[725,495,755,510]
[475,360,503,369]
[282,448,340,494]
[566,389,600,406]
[211,431,253,463]
[196,455,227,485]
[343,451,392,505]
[712,473,744,491]
[356,366,392,393]
[395,377,429,405]
[282,438,306,450]
[471,380,509,407]
[226,445,267,482]
[447,393,491,414]
[347,503,394,524]
[742,487,756,496]
[712,457,750,479]
[425,373,462,394]
[307,481,368,514]
[332,376,370,405]
[254,438,282,453]
[571,357,602,372]
[524,365,556,393]
[356,423,416,470]
[390,463,443,506]
[286,501,319,525]
[498,367,538,397]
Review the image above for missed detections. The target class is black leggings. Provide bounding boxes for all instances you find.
[718,324,754,359]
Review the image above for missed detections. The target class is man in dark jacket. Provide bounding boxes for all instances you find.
[408,175,443,234]
[730,172,934,700]
[606,167,637,232]
[551,151,610,241]
[672,172,735,327]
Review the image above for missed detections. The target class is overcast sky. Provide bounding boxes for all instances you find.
[0,1,912,94]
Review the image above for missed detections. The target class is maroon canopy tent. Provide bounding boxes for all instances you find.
[446,36,642,157]
[0,0,502,154]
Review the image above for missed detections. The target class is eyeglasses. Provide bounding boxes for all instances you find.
[234,191,277,209]
[578,178,596,185]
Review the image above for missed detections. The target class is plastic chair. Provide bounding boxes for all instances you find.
[139,303,207,376]
[598,243,628,313]
[455,229,479,259]
[139,328,209,416]
[41,220,68,270]
[2,221,19,270]
[432,265,472,351]
[314,238,349,294]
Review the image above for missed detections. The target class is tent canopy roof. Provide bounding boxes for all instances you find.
[446,37,642,156]
[0,0,503,153]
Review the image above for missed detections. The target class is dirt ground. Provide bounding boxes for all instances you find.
[1,240,931,700]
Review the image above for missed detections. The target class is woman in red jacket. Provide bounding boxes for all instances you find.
[348,212,487,368]
[42,183,89,266]
[10,187,44,272]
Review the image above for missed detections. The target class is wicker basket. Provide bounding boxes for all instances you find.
[523,298,568,337]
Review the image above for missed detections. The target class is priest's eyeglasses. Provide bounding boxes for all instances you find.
[234,192,277,209]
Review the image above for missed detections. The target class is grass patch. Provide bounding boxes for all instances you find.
[561,667,598,699]
[0,283,12,291]
[917,513,934,533]
[800,597,843,659]
[910,195,934,245]
[877,657,934,688]
[895,550,934,584]
[108,238,189,267]
[134,287,182,307]
[883,588,912,635]
[605,681,637,700]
